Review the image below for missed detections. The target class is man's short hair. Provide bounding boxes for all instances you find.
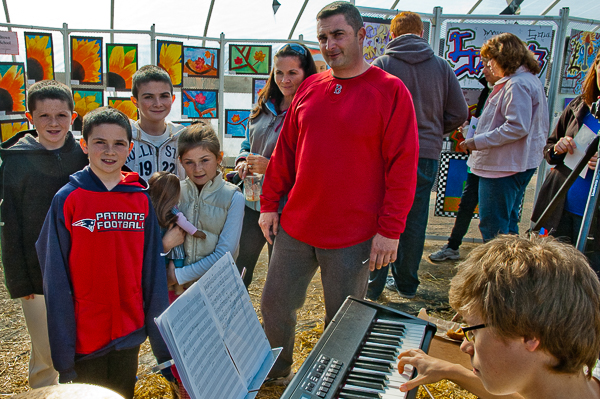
[27,80,74,112]
[450,235,600,377]
[316,1,363,35]
[131,65,174,99]
[390,11,424,37]
[82,106,132,143]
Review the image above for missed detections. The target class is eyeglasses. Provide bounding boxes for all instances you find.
[461,324,487,342]
[277,43,308,57]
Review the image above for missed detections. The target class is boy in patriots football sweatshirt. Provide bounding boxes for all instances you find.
[36,107,171,398]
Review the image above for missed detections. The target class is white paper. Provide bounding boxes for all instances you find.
[564,124,597,178]
[465,116,478,140]
[200,253,272,386]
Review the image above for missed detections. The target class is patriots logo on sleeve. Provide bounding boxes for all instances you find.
[72,219,96,232]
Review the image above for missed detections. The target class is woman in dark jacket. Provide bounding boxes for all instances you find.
[531,51,600,273]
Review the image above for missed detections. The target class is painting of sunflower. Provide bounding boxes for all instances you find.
[228,45,271,75]
[181,89,218,119]
[0,63,26,114]
[225,109,250,138]
[72,89,103,131]
[24,32,54,82]
[183,46,219,78]
[157,40,183,87]
[1,119,29,142]
[71,36,103,85]
[106,44,137,90]
[108,97,138,121]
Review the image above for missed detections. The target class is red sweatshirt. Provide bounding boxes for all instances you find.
[261,67,419,249]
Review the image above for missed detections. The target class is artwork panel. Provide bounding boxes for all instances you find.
[108,97,138,121]
[225,109,250,138]
[309,47,329,72]
[183,46,219,78]
[362,17,392,64]
[157,40,183,87]
[447,88,482,152]
[72,89,104,131]
[0,62,26,114]
[1,118,29,142]
[71,36,103,85]
[434,151,479,218]
[442,23,553,89]
[252,78,267,105]
[182,90,218,119]
[172,121,193,127]
[560,29,600,95]
[24,32,54,82]
[228,45,271,75]
[106,43,138,90]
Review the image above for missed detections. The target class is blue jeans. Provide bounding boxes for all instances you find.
[478,168,536,241]
[448,172,479,250]
[367,158,439,299]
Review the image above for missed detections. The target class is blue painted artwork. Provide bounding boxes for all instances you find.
[225,109,250,138]
[182,89,218,118]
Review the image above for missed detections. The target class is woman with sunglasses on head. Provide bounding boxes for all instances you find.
[234,43,317,288]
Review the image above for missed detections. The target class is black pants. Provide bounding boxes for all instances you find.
[73,345,140,399]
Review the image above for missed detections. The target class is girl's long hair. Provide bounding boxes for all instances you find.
[148,171,180,228]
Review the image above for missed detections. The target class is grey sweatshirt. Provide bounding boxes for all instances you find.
[373,34,468,159]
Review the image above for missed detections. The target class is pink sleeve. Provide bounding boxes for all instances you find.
[176,212,198,235]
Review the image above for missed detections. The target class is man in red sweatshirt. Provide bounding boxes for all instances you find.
[258,1,419,383]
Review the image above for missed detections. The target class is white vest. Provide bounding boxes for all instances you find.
[179,172,239,266]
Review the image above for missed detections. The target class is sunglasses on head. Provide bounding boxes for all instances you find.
[277,43,307,57]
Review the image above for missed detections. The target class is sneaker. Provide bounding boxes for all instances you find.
[264,371,295,387]
[386,276,417,299]
[429,244,460,261]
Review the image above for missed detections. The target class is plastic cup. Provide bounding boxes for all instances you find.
[244,173,262,202]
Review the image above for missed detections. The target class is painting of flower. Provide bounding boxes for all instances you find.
[157,40,183,87]
[71,36,103,85]
[182,89,218,119]
[225,109,250,138]
[228,45,271,75]
[1,119,29,142]
[252,78,267,104]
[0,63,26,114]
[106,44,137,90]
[24,32,54,82]
[108,97,138,121]
[183,46,219,78]
[72,89,103,131]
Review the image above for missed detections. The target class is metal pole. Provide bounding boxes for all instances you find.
[289,0,310,40]
[63,23,71,88]
[533,7,569,205]
[390,0,400,9]
[150,24,156,65]
[202,0,216,47]
[430,6,443,56]
[2,0,15,62]
[218,32,225,148]
[110,0,115,43]
[532,0,561,25]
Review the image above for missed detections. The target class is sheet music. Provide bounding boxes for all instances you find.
[159,281,247,399]
[564,124,597,178]
[200,253,272,387]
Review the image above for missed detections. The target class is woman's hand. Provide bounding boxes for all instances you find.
[589,152,598,170]
[162,226,185,253]
[247,154,269,175]
[459,138,476,152]
[236,160,249,179]
[553,136,576,155]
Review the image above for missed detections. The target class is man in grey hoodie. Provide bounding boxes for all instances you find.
[367,11,468,300]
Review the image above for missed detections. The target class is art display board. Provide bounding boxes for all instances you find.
[106,44,138,90]
[108,97,138,121]
[561,29,600,94]
[435,151,479,218]
[24,32,54,83]
[183,46,219,78]
[251,78,266,105]
[155,252,280,399]
[442,23,553,89]
[228,45,271,75]
[72,89,103,132]
[225,109,250,138]
[0,62,26,114]
[182,89,218,119]
[157,40,183,87]
[71,36,103,85]
[1,118,28,142]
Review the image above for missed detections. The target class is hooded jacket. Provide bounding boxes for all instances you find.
[372,34,468,159]
[35,167,170,382]
[0,130,88,298]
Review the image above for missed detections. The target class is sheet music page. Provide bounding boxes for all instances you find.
[200,253,272,387]
[162,282,247,399]
[564,124,597,178]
